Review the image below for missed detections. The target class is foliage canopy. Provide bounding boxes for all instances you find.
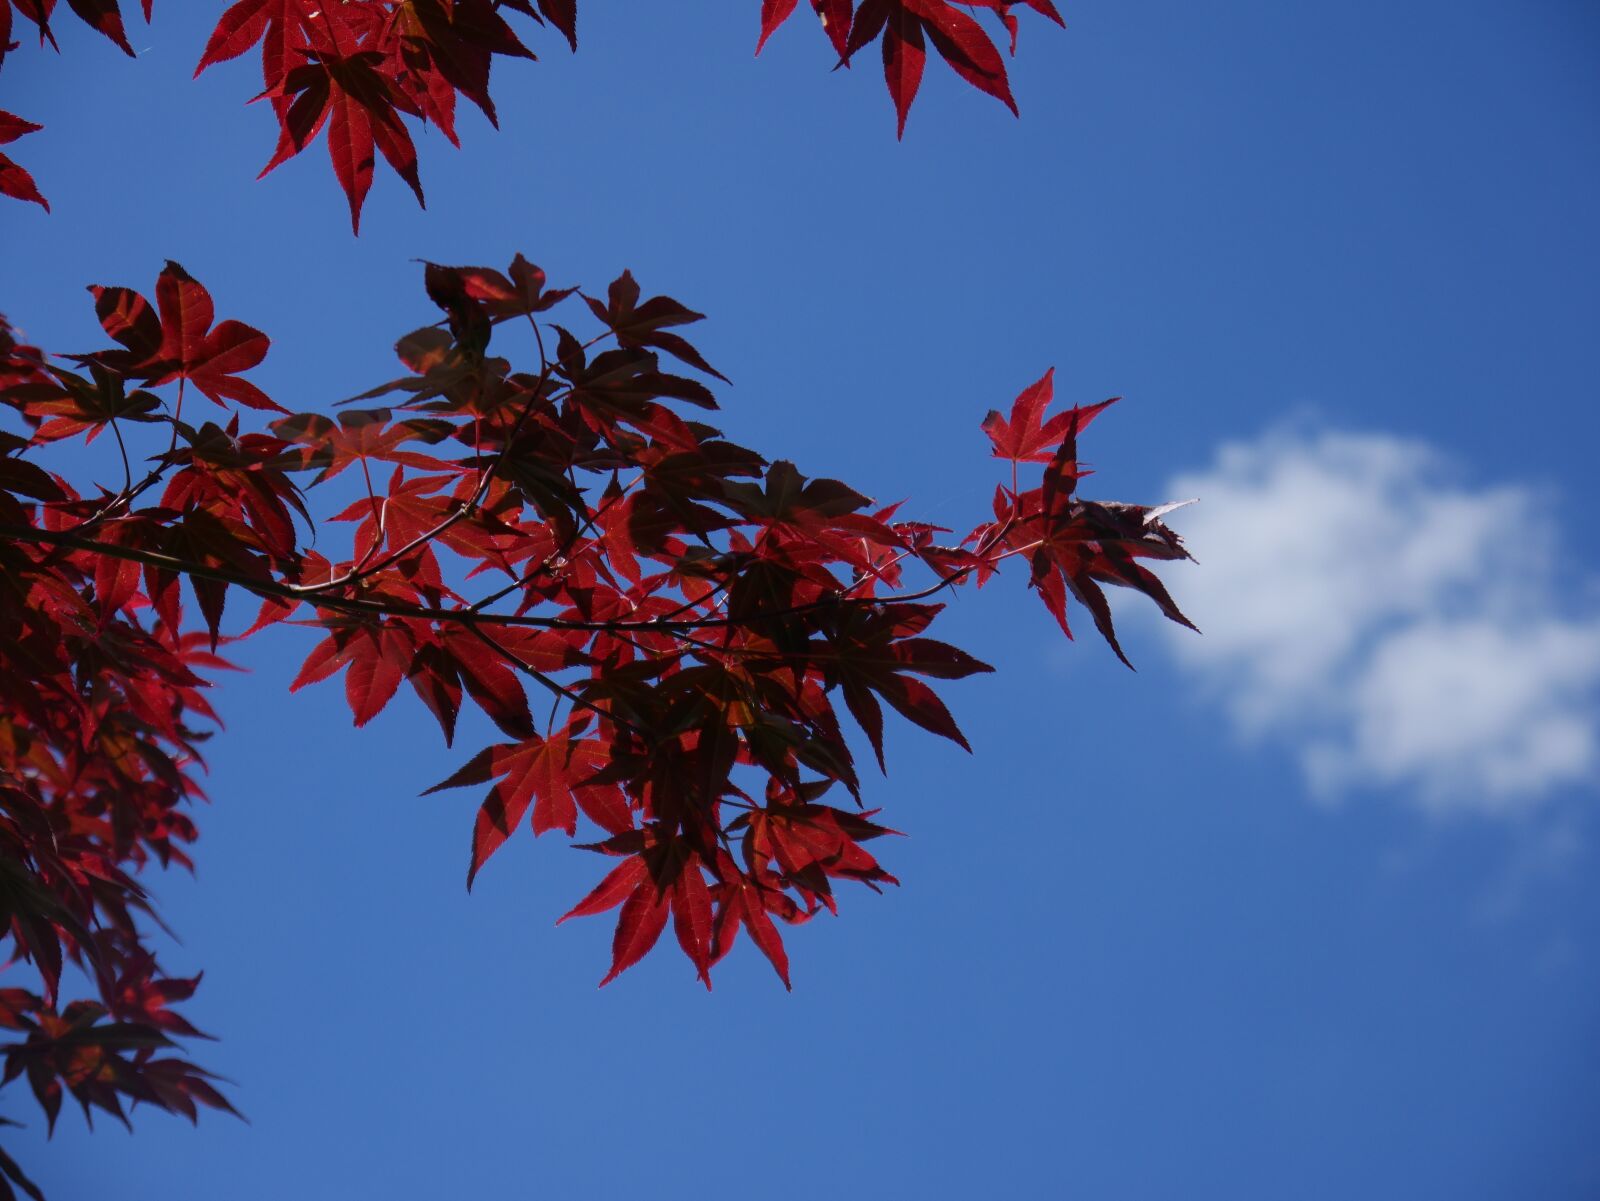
[0,4,1190,1196]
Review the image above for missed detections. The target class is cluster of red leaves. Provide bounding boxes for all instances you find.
[0,259,1192,1047]
[0,307,242,1195]
[0,9,1183,1200]
[758,0,1064,136]
[1,0,1063,222]
[193,0,578,231]
[977,368,1197,665]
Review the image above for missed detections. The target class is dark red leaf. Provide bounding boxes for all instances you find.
[883,6,926,138]
[63,0,133,54]
[912,0,1016,115]
[536,0,577,51]
[193,0,275,75]
[0,112,48,212]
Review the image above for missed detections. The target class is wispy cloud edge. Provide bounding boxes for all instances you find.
[1154,426,1600,815]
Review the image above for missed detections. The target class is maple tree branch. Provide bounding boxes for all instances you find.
[470,416,486,493]
[574,327,618,360]
[0,522,742,635]
[1,512,1044,645]
[293,366,559,597]
[466,469,644,614]
[625,519,783,631]
[76,376,186,533]
[465,623,649,739]
[526,313,548,373]
[281,317,668,608]
[2,521,507,627]
[842,546,916,598]
[107,412,134,500]
[645,571,734,628]
[349,455,389,574]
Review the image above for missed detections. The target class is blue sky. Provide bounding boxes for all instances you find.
[2,2,1598,1197]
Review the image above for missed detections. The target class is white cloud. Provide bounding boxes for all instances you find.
[1155,427,1600,815]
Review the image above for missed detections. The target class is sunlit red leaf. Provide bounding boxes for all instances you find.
[716,877,791,989]
[672,862,714,988]
[981,369,1118,465]
[425,731,631,887]
[556,855,647,924]
[598,878,670,986]
[757,0,799,53]
[883,5,926,139]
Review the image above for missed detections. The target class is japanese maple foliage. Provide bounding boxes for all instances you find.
[0,305,242,1181]
[0,256,1191,1056]
[759,0,1064,137]
[0,1,1064,225]
[0,4,1190,1194]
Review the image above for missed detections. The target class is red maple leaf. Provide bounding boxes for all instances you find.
[0,110,48,212]
[844,0,1030,137]
[425,730,633,887]
[258,51,424,233]
[556,841,724,990]
[583,270,728,383]
[756,0,851,56]
[981,367,1117,464]
[81,261,283,412]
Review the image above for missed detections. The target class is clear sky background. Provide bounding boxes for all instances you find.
[3,2,1598,1197]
